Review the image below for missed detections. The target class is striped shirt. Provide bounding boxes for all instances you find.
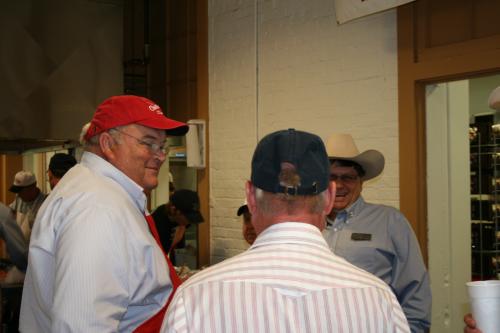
[20,152,172,332]
[162,222,410,333]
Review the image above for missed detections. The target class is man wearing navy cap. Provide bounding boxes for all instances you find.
[21,95,188,332]
[162,129,410,333]
[152,189,204,265]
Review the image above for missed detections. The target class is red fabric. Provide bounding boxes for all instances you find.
[84,95,188,140]
[134,214,182,333]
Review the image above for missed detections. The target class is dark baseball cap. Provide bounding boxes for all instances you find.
[49,153,77,175]
[251,128,330,195]
[237,203,248,216]
[170,189,204,224]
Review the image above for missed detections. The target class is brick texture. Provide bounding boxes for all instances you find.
[209,0,399,263]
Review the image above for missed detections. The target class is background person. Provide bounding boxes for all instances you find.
[47,153,77,189]
[8,171,47,240]
[152,189,204,265]
[162,129,410,333]
[0,202,28,330]
[323,133,431,333]
[20,95,188,332]
[0,202,28,280]
[236,202,256,245]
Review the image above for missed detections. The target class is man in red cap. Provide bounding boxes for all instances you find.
[20,95,188,332]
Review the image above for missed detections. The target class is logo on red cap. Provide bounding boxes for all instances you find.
[148,104,162,114]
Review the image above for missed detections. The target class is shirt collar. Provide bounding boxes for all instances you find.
[249,222,330,251]
[81,151,147,213]
[326,196,366,226]
[343,196,365,216]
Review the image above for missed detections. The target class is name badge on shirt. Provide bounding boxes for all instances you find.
[351,233,372,241]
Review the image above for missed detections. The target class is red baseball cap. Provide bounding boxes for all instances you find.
[84,95,188,140]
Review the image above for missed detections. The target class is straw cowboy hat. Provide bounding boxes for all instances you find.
[325,133,385,181]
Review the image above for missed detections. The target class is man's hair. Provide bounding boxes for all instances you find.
[83,126,124,150]
[50,168,69,178]
[330,159,366,177]
[255,163,326,216]
[50,170,65,178]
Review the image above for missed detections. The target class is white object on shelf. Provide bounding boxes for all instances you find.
[488,86,500,110]
[186,119,206,169]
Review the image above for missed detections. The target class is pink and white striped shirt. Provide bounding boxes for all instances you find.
[162,222,410,333]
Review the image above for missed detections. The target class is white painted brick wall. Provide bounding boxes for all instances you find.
[209,0,399,264]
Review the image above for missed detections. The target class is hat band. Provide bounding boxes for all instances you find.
[278,182,318,196]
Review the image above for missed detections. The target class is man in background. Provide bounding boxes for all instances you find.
[0,202,28,331]
[152,189,204,265]
[162,128,410,332]
[323,133,431,333]
[20,95,188,332]
[9,171,47,240]
[47,153,77,189]
[0,202,28,278]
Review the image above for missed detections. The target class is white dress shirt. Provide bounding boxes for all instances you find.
[162,222,410,333]
[20,151,172,332]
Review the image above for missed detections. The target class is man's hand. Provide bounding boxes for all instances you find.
[464,313,482,333]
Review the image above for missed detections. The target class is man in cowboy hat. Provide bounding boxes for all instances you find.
[324,133,431,333]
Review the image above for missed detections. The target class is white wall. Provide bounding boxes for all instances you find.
[208,0,399,263]
[426,81,471,333]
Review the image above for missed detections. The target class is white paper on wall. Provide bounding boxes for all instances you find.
[186,119,206,169]
[333,0,415,24]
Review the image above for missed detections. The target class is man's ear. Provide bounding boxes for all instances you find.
[245,181,257,215]
[99,132,116,160]
[324,181,336,215]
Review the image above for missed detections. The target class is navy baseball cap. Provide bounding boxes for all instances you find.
[237,203,248,216]
[251,128,330,195]
[170,189,204,224]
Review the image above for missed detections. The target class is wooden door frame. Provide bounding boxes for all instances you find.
[397,4,500,263]
[195,0,210,267]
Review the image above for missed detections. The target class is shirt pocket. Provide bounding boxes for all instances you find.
[334,230,381,275]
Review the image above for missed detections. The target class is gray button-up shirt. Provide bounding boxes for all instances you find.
[323,196,431,333]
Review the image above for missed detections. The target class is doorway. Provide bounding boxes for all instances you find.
[426,75,500,333]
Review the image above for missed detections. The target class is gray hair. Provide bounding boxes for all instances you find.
[81,124,124,151]
[254,188,327,216]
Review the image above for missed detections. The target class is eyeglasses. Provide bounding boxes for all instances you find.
[330,174,359,183]
[111,129,168,155]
